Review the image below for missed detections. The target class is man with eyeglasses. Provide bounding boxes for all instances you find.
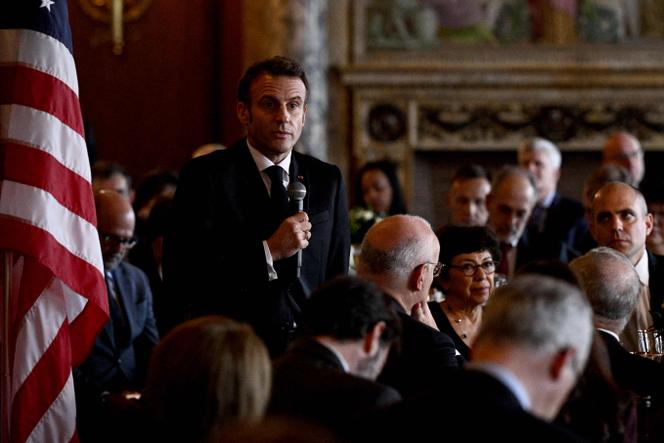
[74,190,158,442]
[358,214,463,398]
[602,131,645,188]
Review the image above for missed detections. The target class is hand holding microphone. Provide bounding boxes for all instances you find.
[266,181,309,267]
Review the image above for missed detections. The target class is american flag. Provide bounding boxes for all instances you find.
[0,1,109,442]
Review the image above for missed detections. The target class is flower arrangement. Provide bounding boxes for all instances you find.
[349,206,382,244]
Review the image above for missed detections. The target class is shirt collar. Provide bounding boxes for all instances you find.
[634,250,649,286]
[597,328,620,342]
[247,140,292,178]
[467,362,531,411]
[540,190,556,208]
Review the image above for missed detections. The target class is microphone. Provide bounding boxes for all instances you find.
[288,181,307,278]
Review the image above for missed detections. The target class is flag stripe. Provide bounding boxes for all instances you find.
[10,321,71,443]
[0,28,78,95]
[0,65,84,135]
[0,180,103,274]
[1,104,90,182]
[26,373,77,443]
[2,141,96,224]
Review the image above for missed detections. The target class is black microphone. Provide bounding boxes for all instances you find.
[288,181,307,278]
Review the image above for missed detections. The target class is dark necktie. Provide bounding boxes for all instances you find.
[265,165,289,223]
[105,271,128,345]
[529,204,547,233]
[498,243,513,277]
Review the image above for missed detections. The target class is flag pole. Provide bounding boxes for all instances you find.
[1,250,12,443]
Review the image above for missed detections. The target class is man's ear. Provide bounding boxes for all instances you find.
[410,264,427,292]
[237,102,250,125]
[302,103,307,125]
[549,347,576,381]
[645,213,654,236]
[363,321,386,356]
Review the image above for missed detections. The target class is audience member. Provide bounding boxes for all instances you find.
[589,182,664,351]
[164,56,350,357]
[269,276,401,439]
[74,190,158,442]
[360,275,594,442]
[447,163,491,227]
[141,316,270,443]
[358,214,462,398]
[518,137,584,261]
[92,160,134,201]
[602,131,645,187]
[354,160,407,215]
[486,165,538,278]
[428,225,500,360]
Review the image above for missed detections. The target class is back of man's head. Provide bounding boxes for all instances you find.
[569,247,641,333]
[475,275,593,369]
[301,276,400,347]
[358,214,437,297]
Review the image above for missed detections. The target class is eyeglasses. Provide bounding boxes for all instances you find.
[447,260,497,277]
[100,233,137,248]
[424,262,443,277]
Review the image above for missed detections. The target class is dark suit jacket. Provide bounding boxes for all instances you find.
[270,339,401,438]
[355,369,588,443]
[648,251,664,323]
[377,300,463,398]
[600,330,664,401]
[163,140,350,355]
[520,193,584,264]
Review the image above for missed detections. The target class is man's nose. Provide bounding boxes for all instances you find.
[276,104,290,122]
[610,215,623,231]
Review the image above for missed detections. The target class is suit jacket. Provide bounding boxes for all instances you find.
[163,140,350,355]
[270,339,401,438]
[377,299,463,398]
[520,193,584,265]
[648,251,664,322]
[355,369,588,443]
[600,330,664,400]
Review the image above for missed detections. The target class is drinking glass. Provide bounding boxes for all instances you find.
[637,328,664,362]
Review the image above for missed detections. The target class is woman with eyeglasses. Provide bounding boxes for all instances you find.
[428,225,500,360]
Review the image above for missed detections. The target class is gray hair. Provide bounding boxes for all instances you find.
[491,165,538,201]
[476,275,593,370]
[518,137,562,169]
[359,215,433,285]
[569,247,641,322]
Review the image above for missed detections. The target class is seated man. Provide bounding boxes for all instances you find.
[269,276,401,439]
[447,163,491,227]
[357,275,593,443]
[74,190,159,442]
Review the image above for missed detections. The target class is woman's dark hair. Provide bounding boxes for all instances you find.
[354,160,407,215]
[435,225,500,281]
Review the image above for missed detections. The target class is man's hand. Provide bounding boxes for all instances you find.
[412,301,439,331]
[266,212,312,261]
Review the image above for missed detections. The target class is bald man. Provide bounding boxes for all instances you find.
[358,214,462,398]
[602,131,645,187]
[589,182,664,351]
[74,190,158,442]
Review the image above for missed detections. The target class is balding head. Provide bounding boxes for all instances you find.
[570,247,641,334]
[95,190,136,270]
[358,215,439,310]
[602,131,644,186]
[589,182,653,264]
[487,166,537,245]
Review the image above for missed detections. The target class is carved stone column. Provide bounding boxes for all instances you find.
[243,0,329,161]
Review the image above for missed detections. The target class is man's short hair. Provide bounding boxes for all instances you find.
[91,160,132,188]
[517,137,562,169]
[237,56,309,105]
[301,276,400,346]
[359,215,433,285]
[569,247,641,322]
[476,275,593,369]
[451,163,491,183]
[491,165,537,196]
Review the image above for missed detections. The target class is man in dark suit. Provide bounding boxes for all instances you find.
[74,190,159,442]
[570,247,664,400]
[270,276,401,439]
[163,56,350,356]
[589,182,664,351]
[357,214,462,398]
[518,137,584,262]
[353,275,593,443]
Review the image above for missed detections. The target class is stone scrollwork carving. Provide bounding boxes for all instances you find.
[368,104,407,142]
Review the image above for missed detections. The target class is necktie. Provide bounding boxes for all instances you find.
[265,165,289,222]
[529,204,547,233]
[105,271,128,345]
[498,243,513,277]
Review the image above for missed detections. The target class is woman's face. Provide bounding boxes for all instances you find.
[361,169,393,214]
[441,250,495,307]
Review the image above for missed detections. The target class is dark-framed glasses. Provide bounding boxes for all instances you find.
[100,233,137,248]
[424,261,443,277]
[447,260,497,277]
